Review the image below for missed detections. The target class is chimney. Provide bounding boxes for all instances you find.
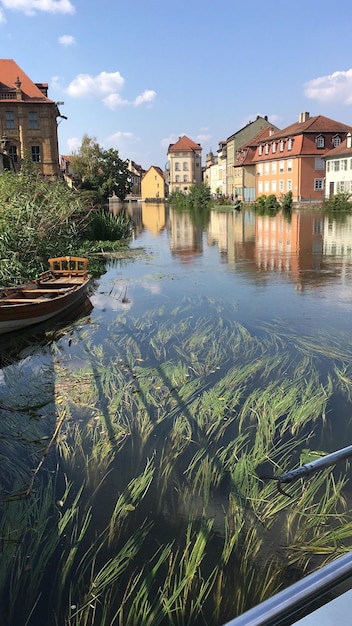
[299,112,310,123]
[15,76,22,101]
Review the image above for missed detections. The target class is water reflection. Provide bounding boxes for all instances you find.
[3,203,352,624]
[112,202,352,293]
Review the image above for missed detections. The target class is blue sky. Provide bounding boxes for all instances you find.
[1,0,352,170]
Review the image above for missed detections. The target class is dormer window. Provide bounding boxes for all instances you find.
[265,143,269,154]
[280,140,285,152]
[333,135,341,147]
[258,145,263,155]
[316,135,325,149]
[272,142,277,154]
[287,138,293,151]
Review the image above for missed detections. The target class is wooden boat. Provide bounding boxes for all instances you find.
[0,256,91,335]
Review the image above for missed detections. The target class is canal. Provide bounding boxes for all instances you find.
[1,203,352,625]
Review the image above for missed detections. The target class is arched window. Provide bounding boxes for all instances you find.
[316,135,325,149]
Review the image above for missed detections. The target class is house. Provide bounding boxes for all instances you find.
[226,116,278,197]
[323,132,352,198]
[141,165,165,200]
[166,135,202,194]
[127,160,145,197]
[203,150,219,196]
[234,126,279,202]
[252,112,352,202]
[0,59,62,176]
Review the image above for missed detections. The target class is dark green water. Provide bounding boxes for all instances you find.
[1,205,352,625]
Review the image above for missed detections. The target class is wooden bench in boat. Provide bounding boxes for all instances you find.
[47,256,89,278]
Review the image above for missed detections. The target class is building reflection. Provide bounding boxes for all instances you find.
[168,207,203,262]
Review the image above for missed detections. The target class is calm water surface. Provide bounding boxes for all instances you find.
[2,204,352,625]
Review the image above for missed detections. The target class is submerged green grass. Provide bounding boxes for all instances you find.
[1,298,352,624]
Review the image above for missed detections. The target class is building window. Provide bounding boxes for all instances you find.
[183,162,188,170]
[333,135,341,147]
[31,146,41,162]
[334,161,340,172]
[8,145,18,162]
[265,143,269,154]
[272,162,277,174]
[264,163,270,174]
[314,178,324,190]
[279,180,284,192]
[316,135,325,149]
[280,140,285,152]
[315,157,325,170]
[264,181,270,192]
[337,181,345,192]
[272,142,277,154]
[5,111,15,129]
[29,111,39,130]
[288,138,293,150]
[183,175,188,182]
[175,162,180,171]
[258,164,263,175]
[258,145,263,155]
[287,159,292,172]
[326,162,330,172]
[279,160,284,173]
[258,181,263,193]
[287,179,292,191]
[272,180,277,192]
[341,159,348,171]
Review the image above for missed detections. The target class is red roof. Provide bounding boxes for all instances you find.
[0,59,53,102]
[168,135,202,153]
[268,114,351,140]
[323,136,352,159]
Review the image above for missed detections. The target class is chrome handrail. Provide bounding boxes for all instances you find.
[222,551,352,626]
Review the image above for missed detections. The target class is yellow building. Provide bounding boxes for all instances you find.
[0,59,61,176]
[141,165,165,200]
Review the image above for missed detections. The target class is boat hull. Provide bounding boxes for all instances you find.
[0,257,91,336]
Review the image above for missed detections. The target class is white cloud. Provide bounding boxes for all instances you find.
[51,75,62,89]
[65,72,156,110]
[197,133,211,144]
[65,71,125,98]
[304,69,352,105]
[160,134,184,149]
[0,8,6,20]
[0,0,75,15]
[107,131,139,146]
[103,93,128,109]
[67,137,81,154]
[58,34,76,46]
[133,89,156,107]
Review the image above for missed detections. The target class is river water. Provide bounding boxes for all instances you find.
[1,203,352,625]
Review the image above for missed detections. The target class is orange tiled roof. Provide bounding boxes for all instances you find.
[168,135,201,153]
[323,137,352,159]
[268,114,351,140]
[234,126,279,166]
[0,59,52,102]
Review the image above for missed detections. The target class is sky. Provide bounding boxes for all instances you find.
[1,0,352,170]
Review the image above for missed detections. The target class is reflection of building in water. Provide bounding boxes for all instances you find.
[255,211,323,279]
[323,215,352,256]
[208,209,256,263]
[169,208,203,262]
[141,202,166,235]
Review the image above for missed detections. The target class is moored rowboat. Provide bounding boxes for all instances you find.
[0,256,91,335]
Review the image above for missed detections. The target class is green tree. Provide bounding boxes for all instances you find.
[69,135,132,201]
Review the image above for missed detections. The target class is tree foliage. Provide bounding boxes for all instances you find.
[69,135,132,201]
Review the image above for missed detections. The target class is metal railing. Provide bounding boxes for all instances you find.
[222,551,352,626]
